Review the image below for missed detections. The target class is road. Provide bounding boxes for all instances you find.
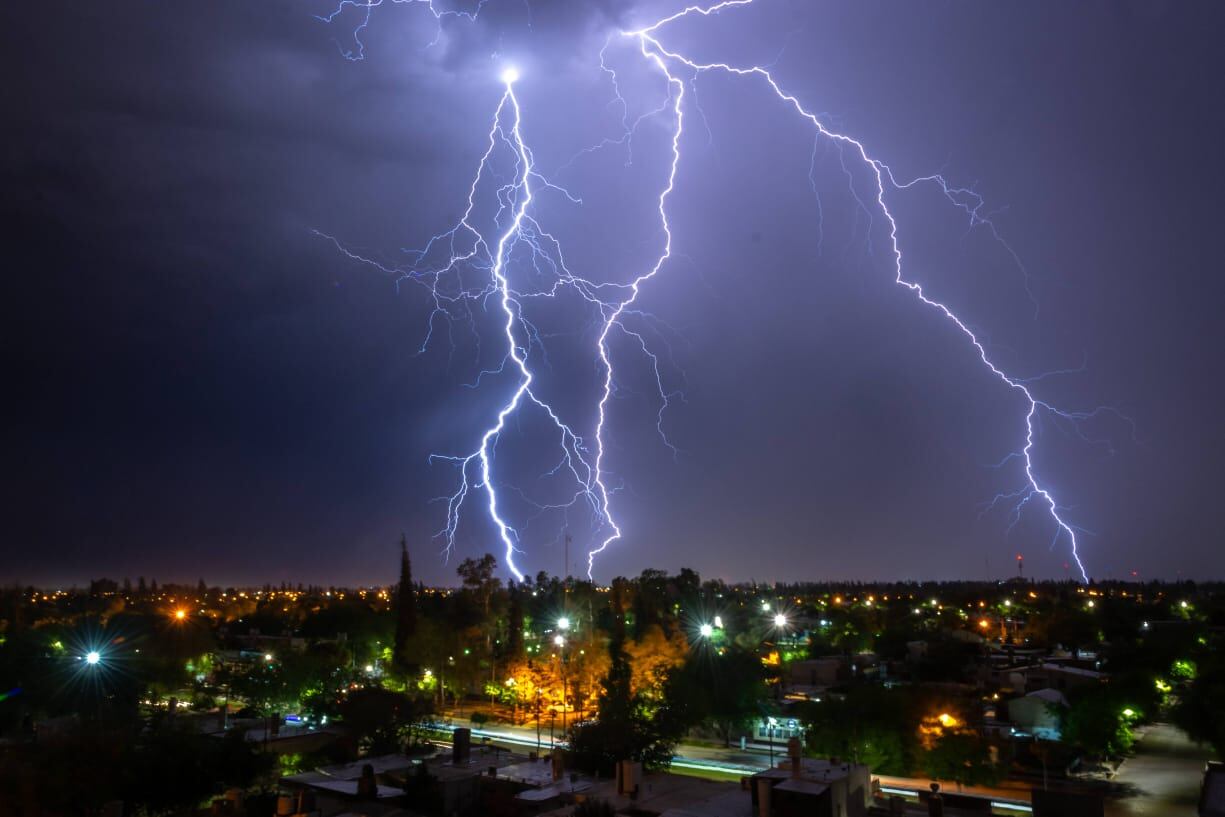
[437,714,1034,810]
[1105,723,1213,817]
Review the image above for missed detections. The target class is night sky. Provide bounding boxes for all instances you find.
[4,1,1224,587]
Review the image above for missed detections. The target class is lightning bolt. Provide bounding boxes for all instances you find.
[612,0,1099,581]
[316,0,1121,583]
[315,0,493,59]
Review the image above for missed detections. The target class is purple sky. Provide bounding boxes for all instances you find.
[4,1,1224,587]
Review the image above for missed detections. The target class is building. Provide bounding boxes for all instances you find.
[750,740,871,817]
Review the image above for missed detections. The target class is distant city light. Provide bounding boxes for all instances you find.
[364,664,374,673]
[264,653,273,662]
[85,650,101,665]
[761,601,770,611]
[699,623,714,638]
[1180,600,1189,608]
[1122,708,1136,718]
[553,634,565,647]
[713,615,723,629]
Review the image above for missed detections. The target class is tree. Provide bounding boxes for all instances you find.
[624,625,688,700]
[1061,695,1134,758]
[338,687,434,755]
[506,580,524,657]
[665,647,765,746]
[922,731,1001,787]
[1171,652,1225,759]
[799,686,917,775]
[393,534,417,671]
[569,610,682,775]
[457,554,499,620]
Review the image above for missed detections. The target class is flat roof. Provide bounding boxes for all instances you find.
[775,778,830,795]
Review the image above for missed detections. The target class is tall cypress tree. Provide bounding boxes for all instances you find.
[506,580,523,657]
[393,534,417,670]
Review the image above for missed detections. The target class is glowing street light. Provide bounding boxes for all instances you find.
[553,634,565,648]
[713,615,723,629]
[85,650,101,666]
[1122,708,1136,718]
[173,609,187,621]
[772,613,787,628]
[698,623,714,638]
[264,653,274,662]
[557,616,570,631]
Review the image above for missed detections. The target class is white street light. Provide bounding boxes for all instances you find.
[699,623,714,638]
[557,616,571,631]
[85,650,101,665]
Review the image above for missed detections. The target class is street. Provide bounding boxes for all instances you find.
[1106,723,1213,817]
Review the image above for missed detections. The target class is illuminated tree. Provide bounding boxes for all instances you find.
[624,624,687,700]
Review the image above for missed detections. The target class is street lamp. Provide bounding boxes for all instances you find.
[699,623,714,638]
[772,613,787,629]
[553,634,565,648]
[85,650,101,666]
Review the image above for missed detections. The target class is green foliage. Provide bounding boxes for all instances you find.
[1061,694,1134,757]
[664,646,765,746]
[1171,651,1225,759]
[337,686,434,755]
[568,628,683,775]
[799,686,917,775]
[920,731,1002,786]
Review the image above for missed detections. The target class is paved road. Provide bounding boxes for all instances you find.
[1106,723,1214,817]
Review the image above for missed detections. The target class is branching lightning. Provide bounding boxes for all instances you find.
[317,0,1122,582]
